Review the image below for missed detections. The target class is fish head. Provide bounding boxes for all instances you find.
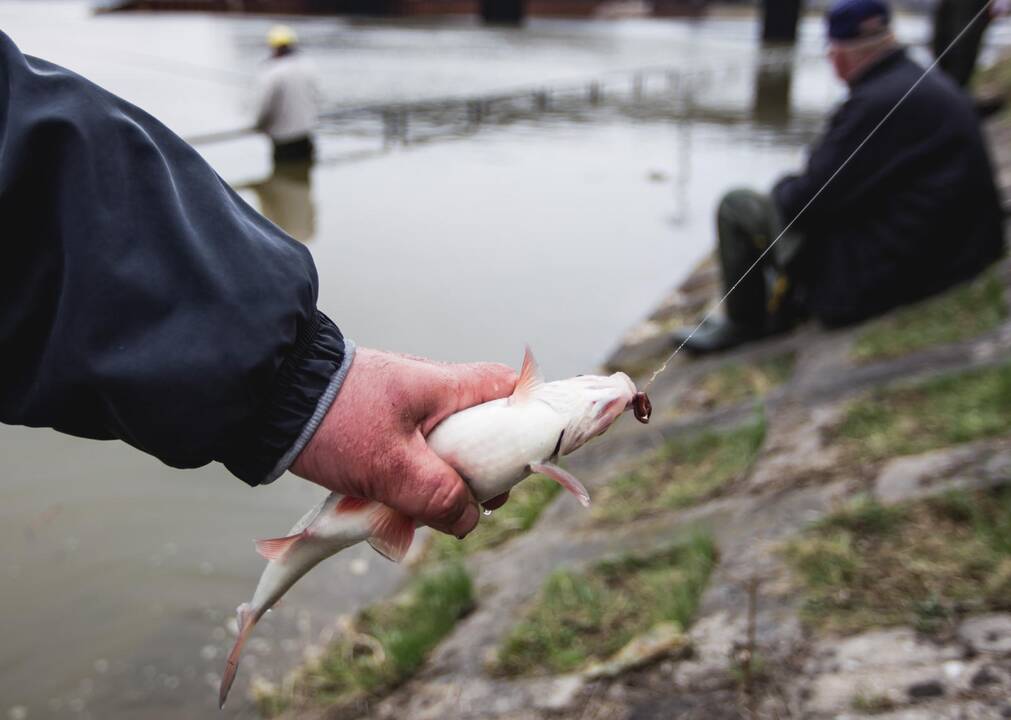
[555,371,639,455]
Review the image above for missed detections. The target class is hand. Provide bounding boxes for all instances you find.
[290,348,516,537]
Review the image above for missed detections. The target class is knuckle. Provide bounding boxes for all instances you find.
[444,371,464,399]
[425,479,466,524]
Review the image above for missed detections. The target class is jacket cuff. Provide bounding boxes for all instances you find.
[223,311,355,486]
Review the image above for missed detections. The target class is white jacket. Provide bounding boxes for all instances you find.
[255,54,320,143]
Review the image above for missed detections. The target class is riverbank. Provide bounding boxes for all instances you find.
[248,60,1011,719]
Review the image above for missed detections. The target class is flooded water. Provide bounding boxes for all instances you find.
[1,2,1005,718]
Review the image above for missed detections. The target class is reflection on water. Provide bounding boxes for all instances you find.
[753,48,794,126]
[2,4,1005,719]
[248,161,317,243]
[324,53,819,158]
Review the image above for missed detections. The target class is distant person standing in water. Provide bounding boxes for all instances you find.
[255,25,320,164]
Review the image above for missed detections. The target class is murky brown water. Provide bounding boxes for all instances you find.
[1,2,1003,718]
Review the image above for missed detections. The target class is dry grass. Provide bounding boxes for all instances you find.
[784,489,1011,636]
[675,353,795,415]
[592,417,766,524]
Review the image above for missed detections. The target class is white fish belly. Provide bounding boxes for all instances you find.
[250,509,372,612]
[428,400,564,501]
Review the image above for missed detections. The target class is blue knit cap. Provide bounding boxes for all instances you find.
[827,0,891,41]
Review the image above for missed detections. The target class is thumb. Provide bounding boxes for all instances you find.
[420,361,517,435]
[380,436,480,537]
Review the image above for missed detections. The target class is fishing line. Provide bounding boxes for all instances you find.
[643,0,997,391]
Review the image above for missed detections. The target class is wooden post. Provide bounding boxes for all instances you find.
[467,100,483,126]
[761,0,803,43]
[480,0,524,24]
[753,53,793,125]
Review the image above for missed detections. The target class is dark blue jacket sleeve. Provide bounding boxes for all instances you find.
[0,31,350,486]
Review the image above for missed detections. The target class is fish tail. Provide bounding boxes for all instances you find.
[219,602,257,709]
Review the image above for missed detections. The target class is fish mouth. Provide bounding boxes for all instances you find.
[631,392,651,424]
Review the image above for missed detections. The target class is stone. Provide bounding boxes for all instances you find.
[806,668,938,715]
[971,665,999,687]
[906,679,944,700]
[583,622,689,680]
[874,444,979,504]
[533,675,583,712]
[803,628,965,716]
[745,404,843,491]
[958,614,1011,656]
[813,628,959,673]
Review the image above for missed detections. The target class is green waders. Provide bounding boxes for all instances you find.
[716,188,806,331]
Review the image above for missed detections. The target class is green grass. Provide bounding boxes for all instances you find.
[676,353,795,414]
[494,534,716,677]
[851,271,1006,363]
[259,562,473,716]
[833,362,1011,464]
[784,489,1011,636]
[423,474,561,564]
[592,417,766,524]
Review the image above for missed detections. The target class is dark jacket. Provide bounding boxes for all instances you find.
[0,32,350,486]
[773,48,1004,325]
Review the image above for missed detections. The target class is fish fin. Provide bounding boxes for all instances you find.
[254,532,304,561]
[509,346,544,405]
[219,602,257,709]
[529,462,591,508]
[366,506,415,563]
[335,496,373,513]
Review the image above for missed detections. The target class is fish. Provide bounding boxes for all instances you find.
[426,348,649,504]
[218,348,650,708]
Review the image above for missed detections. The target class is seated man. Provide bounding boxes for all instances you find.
[676,0,1005,354]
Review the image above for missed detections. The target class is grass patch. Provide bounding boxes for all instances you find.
[422,474,560,564]
[592,417,766,524]
[258,562,473,716]
[676,353,795,415]
[495,533,716,676]
[784,489,1011,636]
[833,362,1011,464]
[851,270,1006,363]
[851,692,897,714]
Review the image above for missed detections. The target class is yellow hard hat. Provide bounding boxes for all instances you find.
[267,25,297,49]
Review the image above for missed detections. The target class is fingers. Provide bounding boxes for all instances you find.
[419,361,517,435]
[381,437,480,537]
[482,492,510,512]
[453,362,518,407]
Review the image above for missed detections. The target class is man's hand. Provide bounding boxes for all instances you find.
[290,348,516,537]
